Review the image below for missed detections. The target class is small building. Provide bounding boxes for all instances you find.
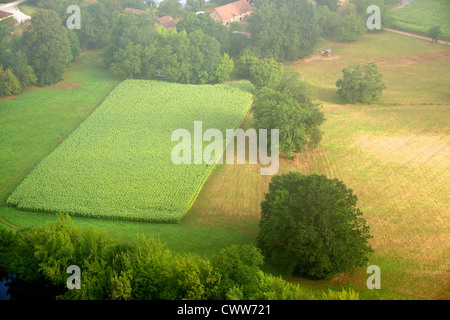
[156,16,177,29]
[209,0,253,27]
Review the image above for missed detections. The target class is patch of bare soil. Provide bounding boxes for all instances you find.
[0,94,20,100]
[57,81,84,90]
[302,53,341,63]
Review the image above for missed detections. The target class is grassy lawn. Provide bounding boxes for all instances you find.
[17,3,36,16]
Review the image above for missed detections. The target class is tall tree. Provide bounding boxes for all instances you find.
[315,5,340,36]
[8,50,37,90]
[213,53,234,83]
[77,2,117,49]
[252,67,324,155]
[23,9,71,86]
[316,0,338,11]
[176,12,230,53]
[186,0,205,11]
[428,26,442,42]
[158,0,182,18]
[248,0,320,61]
[258,172,373,279]
[250,58,284,90]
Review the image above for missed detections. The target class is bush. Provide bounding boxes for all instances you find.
[337,11,366,41]
[321,288,360,300]
[336,62,386,103]
[0,228,15,247]
[4,215,362,299]
[0,66,21,96]
[210,245,264,299]
[257,172,373,279]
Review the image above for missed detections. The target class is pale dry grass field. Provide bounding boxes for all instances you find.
[298,104,450,299]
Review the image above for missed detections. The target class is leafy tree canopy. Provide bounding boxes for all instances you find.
[337,9,367,41]
[249,57,325,155]
[0,66,21,96]
[258,172,373,279]
[336,62,386,103]
[428,26,442,42]
[158,0,183,18]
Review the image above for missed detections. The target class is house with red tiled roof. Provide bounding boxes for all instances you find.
[124,8,146,15]
[156,16,176,29]
[0,10,13,21]
[209,0,253,27]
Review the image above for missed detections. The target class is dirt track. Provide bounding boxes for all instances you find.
[385,28,450,45]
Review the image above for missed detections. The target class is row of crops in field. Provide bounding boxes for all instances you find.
[390,0,450,40]
[6,80,253,223]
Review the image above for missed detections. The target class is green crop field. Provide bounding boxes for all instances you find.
[390,0,450,40]
[6,80,253,223]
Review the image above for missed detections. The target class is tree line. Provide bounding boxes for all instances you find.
[0,213,362,300]
[0,168,374,300]
[0,0,395,97]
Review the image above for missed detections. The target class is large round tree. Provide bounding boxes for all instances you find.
[257,172,373,279]
[24,9,71,86]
